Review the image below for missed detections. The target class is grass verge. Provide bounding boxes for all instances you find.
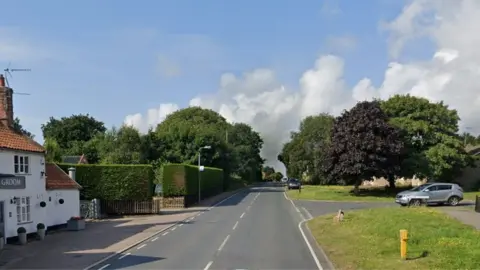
[287,185,480,203]
[308,207,480,270]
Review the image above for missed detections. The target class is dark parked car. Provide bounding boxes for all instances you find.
[287,179,301,190]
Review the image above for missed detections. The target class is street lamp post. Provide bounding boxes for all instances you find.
[198,145,211,204]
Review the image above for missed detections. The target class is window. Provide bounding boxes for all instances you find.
[14,155,29,174]
[437,184,453,190]
[16,196,31,224]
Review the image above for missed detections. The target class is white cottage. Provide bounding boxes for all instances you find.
[0,74,81,241]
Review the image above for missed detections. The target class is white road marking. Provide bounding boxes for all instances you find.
[83,186,252,270]
[246,205,251,210]
[302,207,314,219]
[283,190,323,270]
[232,221,239,230]
[98,264,110,270]
[178,223,183,227]
[137,244,147,250]
[171,226,177,231]
[151,237,159,242]
[240,212,245,219]
[118,253,130,260]
[218,235,230,251]
[204,261,213,270]
[283,191,301,213]
[162,232,169,236]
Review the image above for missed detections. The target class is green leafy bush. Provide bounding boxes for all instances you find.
[162,163,223,205]
[57,164,154,200]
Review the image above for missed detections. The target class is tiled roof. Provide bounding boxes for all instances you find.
[0,123,45,153]
[45,163,82,190]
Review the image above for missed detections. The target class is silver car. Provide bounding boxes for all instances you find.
[395,182,464,206]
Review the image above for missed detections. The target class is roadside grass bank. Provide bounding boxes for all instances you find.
[308,207,480,270]
[287,185,480,203]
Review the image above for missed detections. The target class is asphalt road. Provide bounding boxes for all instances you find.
[92,185,325,270]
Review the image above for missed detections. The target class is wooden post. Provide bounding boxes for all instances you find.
[400,229,408,259]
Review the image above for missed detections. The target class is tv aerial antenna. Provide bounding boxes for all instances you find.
[3,63,32,95]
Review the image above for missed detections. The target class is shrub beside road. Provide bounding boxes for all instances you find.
[308,207,480,270]
[287,185,480,203]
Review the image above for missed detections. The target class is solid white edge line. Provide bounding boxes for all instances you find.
[299,219,323,270]
[118,253,130,260]
[83,186,252,270]
[218,235,230,251]
[97,264,110,270]
[283,191,324,270]
[204,261,213,270]
[302,207,314,220]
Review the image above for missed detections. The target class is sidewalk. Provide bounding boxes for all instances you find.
[0,186,252,269]
[441,206,480,230]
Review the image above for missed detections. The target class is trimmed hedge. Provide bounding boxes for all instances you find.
[57,163,154,200]
[162,164,223,206]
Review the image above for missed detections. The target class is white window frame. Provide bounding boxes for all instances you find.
[16,196,31,224]
[14,155,30,174]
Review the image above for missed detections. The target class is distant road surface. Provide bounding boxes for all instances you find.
[92,184,326,270]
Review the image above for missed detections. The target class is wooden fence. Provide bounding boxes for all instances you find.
[99,197,186,216]
[100,199,162,216]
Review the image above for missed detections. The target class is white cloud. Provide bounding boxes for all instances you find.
[124,0,480,172]
[325,35,357,53]
[156,54,181,78]
[0,27,54,63]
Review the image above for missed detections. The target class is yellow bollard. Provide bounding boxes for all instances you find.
[400,229,408,259]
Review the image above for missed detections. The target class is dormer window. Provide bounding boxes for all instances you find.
[14,155,30,174]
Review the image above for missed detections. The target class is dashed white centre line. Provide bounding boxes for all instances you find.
[162,232,169,236]
[118,253,130,260]
[137,244,146,250]
[204,261,213,270]
[218,235,230,251]
[178,223,183,227]
[171,226,177,231]
[98,264,110,270]
[240,212,245,219]
[232,221,239,230]
[151,237,159,242]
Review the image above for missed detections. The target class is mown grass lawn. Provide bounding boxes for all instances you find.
[308,207,480,270]
[464,191,480,201]
[287,185,480,203]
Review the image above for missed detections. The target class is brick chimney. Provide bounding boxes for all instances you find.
[0,74,14,128]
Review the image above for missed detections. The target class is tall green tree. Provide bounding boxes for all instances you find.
[43,138,62,162]
[93,126,143,164]
[41,114,106,149]
[278,113,334,184]
[155,107,233,189]
[381,94,473,181]
[228,123,264,183]
[324,101,404,191]
[13,117,34,138]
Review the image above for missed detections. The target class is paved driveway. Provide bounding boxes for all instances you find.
[294,200,398,217]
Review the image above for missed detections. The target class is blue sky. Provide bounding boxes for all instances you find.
[0,0,410,142]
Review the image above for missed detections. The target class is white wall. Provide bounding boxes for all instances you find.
[46,190,80,227]
[0,149,47,238]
